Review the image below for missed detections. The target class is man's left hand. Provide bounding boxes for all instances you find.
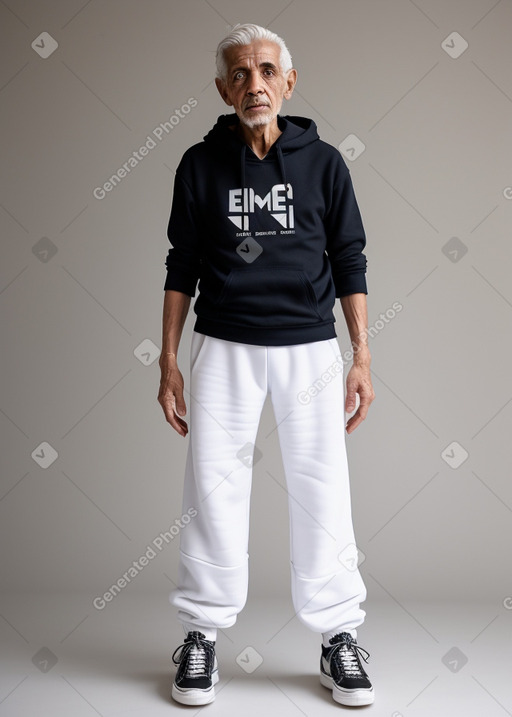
[345,363,375,434]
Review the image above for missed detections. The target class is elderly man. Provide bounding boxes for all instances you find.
[158,23,375,707]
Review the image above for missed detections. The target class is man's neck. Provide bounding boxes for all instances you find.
[236,119,282,159]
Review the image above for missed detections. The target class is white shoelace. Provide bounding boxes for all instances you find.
[186,644,207,676]
[337,644,363,676]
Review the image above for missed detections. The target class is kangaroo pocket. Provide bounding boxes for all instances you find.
[215,266,325,328]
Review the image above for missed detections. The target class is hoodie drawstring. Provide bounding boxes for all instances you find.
[240,143,247,199]
[276,144,287,189]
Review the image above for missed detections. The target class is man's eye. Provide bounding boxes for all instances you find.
[264,69,274,76]
[234,72,245,80]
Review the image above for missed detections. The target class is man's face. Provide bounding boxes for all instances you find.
[215,40,297,128]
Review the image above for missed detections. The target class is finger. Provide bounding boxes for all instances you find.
[357,396,371,420]
[170,393,188,431]
[174,391,187,417]
[345,383,358,412]
[346,410,364,434]
[169,413,189,437]
[158,394,189,436]
[358,386,376,417]
[167,406,189,436]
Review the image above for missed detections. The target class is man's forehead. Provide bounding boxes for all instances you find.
[224,39,281,69]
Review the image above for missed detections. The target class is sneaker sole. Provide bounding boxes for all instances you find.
[320,669,375,706]
[171,669,219,706]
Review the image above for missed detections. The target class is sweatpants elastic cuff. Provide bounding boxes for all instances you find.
[181,621,218,642]
[322,627,357,647]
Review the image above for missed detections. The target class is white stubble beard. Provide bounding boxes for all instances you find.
[239,99,283,129]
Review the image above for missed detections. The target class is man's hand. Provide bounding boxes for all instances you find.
[345,361,375,434]
[158,354,188,437]
[339,293,375,434]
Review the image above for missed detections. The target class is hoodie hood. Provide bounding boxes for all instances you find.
[203,113,319,203]
[203,113,319,153]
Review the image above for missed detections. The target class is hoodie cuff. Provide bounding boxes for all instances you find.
[164,270,198,296]
[333,271,368,297]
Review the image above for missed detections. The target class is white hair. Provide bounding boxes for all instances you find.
[215,23,293,80]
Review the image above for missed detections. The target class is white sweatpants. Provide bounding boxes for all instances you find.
[169,331,367,643]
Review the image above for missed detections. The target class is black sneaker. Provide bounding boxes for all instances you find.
[320,632,375,706]
[171,631,219,705]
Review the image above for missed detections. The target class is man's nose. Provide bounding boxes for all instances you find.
[246,70,263,95]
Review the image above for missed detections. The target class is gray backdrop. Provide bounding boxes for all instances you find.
[2,0,511,610]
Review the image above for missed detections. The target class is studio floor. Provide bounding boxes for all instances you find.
[0,593,511,716]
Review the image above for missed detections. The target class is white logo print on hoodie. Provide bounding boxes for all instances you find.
[227,183,295,230]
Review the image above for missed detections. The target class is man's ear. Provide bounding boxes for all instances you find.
[215,77,233,106]
[283,68,297,100]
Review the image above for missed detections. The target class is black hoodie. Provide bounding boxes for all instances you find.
[164,113,367,346]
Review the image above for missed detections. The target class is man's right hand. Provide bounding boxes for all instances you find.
[157,354,188,437]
